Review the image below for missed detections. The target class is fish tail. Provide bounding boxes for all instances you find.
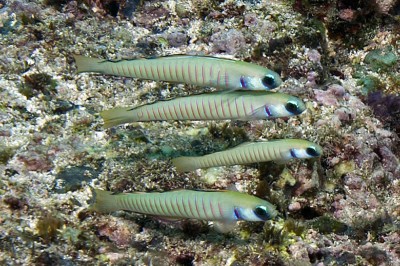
[100,107,135,128]
[172,156,198,172]
[74,54,105,73]
[89,188,121,213]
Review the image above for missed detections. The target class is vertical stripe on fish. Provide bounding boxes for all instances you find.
[74,55,283,90]
[100,91,306,128]
[89,188,278,224]
[172,139,323,172]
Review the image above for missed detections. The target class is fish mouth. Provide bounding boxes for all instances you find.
[240,76,247,88]
[264,106,272,117]
[290,148,298,158]
[233,207,241,220]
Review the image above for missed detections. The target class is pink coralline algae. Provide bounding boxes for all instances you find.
[314,84,347,106]
[334,107,357,124]
[210,29,247,55]
[338,8,357,22]
[97,218,139,248]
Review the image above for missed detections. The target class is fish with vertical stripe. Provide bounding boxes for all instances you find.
[172,139,323,172]
[89,188,278,230]
[74,54,282,91]
[100,91,306,128]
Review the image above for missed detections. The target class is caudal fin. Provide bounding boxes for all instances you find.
[172,156,199,172]
[100,107,135,128]
[74,54,105,73]
[89,188,121,213]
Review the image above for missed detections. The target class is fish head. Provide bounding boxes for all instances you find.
[250,93,306,119]
[288,140,323,159]
[240,71,283,90]
[234,200,278,222]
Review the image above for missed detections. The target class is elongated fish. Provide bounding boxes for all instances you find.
[172,139,323,172]
[100,91,306,128]
[74,55,282,90]
[90,188,278,228]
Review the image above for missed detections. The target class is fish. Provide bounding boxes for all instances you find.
[172,139,323,172]
[89,188,278,230]
[74,54,282,90]
[100,91,306,128]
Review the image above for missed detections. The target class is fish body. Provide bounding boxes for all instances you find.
[172,139,323,172]
[100,91,306,128]
[90,189,278,224]
[74,55,282,90]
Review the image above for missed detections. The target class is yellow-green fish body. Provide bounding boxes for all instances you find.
[90,189,277,224]
[100,91,306,128]
[172,139,323,172]
[74,55,282,90]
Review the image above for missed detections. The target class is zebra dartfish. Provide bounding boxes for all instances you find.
[100,91,306,128]
[74,54,282,90]
[172,139,323,172]
[89,188,278,229]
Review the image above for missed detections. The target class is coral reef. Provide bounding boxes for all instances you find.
[0,0,399,265]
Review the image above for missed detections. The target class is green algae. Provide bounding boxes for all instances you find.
[334,160,355,178]
[263,219,306,249]
[364,47,398,72]
[35,212,64,242]
[19,73,57,99]
[356,75,384,95]
[308,215,349,234]
[0,145,16,164]
[53,166,101,193]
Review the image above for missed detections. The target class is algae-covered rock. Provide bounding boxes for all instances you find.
[308,215,349,234]
[276,167,296,189]
[356,75,383,95]
[334,160,355,177]
[53,166,101,193]
[364,47,398,72]
[19,73,57,99]
[0,145,16,164]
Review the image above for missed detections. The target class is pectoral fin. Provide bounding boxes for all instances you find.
[213,221,237,233]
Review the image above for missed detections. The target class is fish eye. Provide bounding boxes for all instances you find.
[306,146,320,157]
[261,75,276,89]
[254,206,271,220]
[285,101,301,115]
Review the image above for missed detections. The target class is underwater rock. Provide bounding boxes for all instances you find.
[338,8,357,22]
[3,195,28,210]
[175,252,195,266]
[121,0,142,18]
[167,31,188,47]
[20,73,57,100]
[314,84,347,106]
[52,99,76,114]
[378,146,400,174]
[0,145,16,164]
[35,212,64,242]
[364,47,398,72]
[34,251,75,266]
[359,243,389,265]
[366,91,400,134]
[17,151,54,172]
[210,29,246,55]
[97,218,140,248]
[133,4,170,28]
[357,75,383,95]
[334,107,356,124]
[373,0,399,14]
[53,166,100,193]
